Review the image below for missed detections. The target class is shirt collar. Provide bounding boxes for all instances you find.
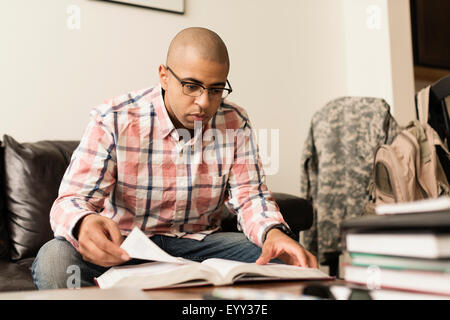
[150,84,176,139]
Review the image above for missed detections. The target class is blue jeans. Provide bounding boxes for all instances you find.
[32,232,271,290]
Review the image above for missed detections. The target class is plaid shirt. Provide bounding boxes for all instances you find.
[50,84,286,249]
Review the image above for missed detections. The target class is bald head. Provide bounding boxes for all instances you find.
[166,27,230,73]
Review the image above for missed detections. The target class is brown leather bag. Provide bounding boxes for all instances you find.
[366,86,450,213]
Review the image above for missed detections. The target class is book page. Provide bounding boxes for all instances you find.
[97,261,181,288]
[96,261,216,289]
[201,258,331,284]
[120,227,189,264]
[375,196,450,215]
[201,258,247,280]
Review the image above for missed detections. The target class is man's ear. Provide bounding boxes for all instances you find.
[158,64,169,90]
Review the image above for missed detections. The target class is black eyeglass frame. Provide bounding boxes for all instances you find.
[166,66,233,99]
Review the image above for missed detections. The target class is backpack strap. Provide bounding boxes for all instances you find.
[408,120,431,163]
[417,85,430,125]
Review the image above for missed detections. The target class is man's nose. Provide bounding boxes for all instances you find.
[194,90,210,110]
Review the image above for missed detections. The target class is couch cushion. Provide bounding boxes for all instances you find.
[2,135,79,260]
[0,259,36,292]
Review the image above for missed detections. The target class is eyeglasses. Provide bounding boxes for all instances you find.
[166,66,233,99]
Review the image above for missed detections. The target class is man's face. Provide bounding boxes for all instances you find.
[159,49,229,132]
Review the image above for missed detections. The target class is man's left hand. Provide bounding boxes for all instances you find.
[256,228,318,268]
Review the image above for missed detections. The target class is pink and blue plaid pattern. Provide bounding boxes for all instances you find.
[50,84,286,249]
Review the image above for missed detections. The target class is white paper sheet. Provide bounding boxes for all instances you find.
[120,227,188,264]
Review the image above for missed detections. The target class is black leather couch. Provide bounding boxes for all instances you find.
[0,134,313,292]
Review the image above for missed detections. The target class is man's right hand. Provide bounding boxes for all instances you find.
[76,214,130,267]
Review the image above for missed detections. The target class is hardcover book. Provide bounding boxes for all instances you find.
[345,232,450,259]
[344,264,450,296]
[95,227,332,290]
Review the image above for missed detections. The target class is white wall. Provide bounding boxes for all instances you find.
[343,0,394,108]
[0,0,414,195]
[342,0,415,126]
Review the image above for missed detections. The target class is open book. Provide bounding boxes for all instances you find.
[95,227,332,290]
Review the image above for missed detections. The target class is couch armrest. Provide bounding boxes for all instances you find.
[271,192,313,234]
[221,192,313,235]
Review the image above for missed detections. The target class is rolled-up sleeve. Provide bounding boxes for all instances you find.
[50,108,117,249]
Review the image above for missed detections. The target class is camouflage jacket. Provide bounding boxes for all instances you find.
[299,97,400,264]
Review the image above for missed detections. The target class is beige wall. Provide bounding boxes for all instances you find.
[342,0,415,126]
[387,0,416,126]
[0,0,414,195]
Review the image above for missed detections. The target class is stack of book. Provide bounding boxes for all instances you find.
[340,197,450,299]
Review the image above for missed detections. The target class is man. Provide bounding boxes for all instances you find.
[32,27,317,289]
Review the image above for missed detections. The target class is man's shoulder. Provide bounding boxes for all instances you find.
[89,85,159,123]
[216,100,251,129]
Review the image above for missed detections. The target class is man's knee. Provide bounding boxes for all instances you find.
[207,232,263,262]
[32,238,83,290]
